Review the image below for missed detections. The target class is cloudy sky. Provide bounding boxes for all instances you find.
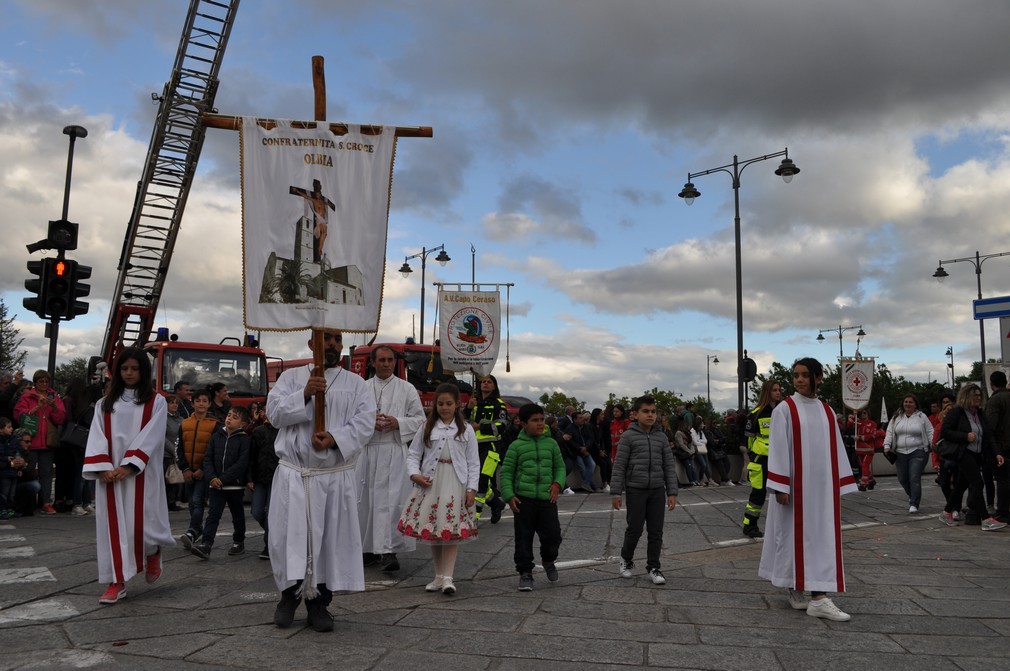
[3,0,1010,410]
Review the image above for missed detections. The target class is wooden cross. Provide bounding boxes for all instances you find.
[203,55,432,432]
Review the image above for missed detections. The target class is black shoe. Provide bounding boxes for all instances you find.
[380,553,400,572]
[362,552,381,567]
[867,481,875,490]
[490,498,505,525]
[167,503,180,511]
[743,525,763,539]
[179,531,196,550]
[306,600,334,632]
[259,547,270,560]
[190,544,211,560]
[273,588,302,628]
[228,542,245,556]
[857,484,867,492]
[518,573,534,591]
[543,563,559,582]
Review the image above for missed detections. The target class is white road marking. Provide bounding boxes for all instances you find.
[0,567,56,584]
[0,535,26,543]
[0,598,79,625]
[0,546,35,559]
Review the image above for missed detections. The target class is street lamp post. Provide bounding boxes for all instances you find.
[706,354,719,406]
[399,244,450,344]
[816,325,866,360]
[933,250,1010,364]
[816,325,866,415]
[679,149,800,411]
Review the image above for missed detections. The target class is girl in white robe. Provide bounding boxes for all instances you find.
[83,348,175,604]
[758,357,857,622]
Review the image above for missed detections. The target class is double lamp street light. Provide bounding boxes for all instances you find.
[933,250,1010,364]
[679,150,800,411]
[399,244,450,345]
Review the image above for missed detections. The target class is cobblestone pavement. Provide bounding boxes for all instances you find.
[1,476,1007,670]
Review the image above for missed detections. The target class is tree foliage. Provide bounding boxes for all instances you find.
[54,357,89,394]
[537,391,585,417]
[0,299,28,373]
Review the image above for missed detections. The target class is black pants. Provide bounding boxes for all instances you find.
[992,458,1010,520]
[512,496,562,574]
[201,488,246,547]
[596,450,613,485]
[944,450,986,521]
[710,454,731,482]
[621,486,666,571]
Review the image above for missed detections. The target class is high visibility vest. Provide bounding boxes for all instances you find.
[471,398,508,444]
[747,406,773,456]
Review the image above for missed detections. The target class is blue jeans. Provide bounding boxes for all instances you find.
[185,477,209,536]
[574,452,597,490]
[895,449,928,508]
[201,488,246,548]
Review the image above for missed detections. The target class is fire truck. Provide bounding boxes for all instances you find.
[267,341,472,410]
[93,1,267,402]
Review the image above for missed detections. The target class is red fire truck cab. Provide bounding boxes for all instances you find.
[144,337,268,408]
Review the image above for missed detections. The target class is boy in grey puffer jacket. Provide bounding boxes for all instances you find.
[610,395,678,585]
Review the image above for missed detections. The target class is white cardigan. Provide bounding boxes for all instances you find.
[406,419,481,491]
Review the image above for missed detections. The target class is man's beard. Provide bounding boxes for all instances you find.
[323,348,342,368]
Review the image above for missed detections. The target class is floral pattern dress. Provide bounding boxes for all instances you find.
[398,439,478,544]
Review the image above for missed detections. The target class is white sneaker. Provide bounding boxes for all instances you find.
[562,487,575,496]
[909,505,918,514]
[71,506,89,516]
[807,597,851,621]
[425,575,444,592]
[602,485,611,494]
[620,559,634,579]
[952,510,961,521]
[84,504,96,513]
[788,589,808,610]
[648,568,666,585]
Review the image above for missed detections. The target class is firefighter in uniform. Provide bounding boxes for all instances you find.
[466,374,508,523]
[742,380,783,538]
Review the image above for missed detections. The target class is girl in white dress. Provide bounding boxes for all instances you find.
[398,383,480,595]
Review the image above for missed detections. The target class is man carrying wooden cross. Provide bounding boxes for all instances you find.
[266,330,376,632]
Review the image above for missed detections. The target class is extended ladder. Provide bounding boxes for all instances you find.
[102,0,240,364]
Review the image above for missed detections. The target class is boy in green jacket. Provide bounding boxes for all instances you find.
[501,403,567,592]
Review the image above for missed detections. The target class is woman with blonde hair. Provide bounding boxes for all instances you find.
[939,384,999,527]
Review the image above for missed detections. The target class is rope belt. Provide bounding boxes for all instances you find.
[278,458,354,599]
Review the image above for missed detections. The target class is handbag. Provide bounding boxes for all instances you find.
[934,438,960,460]
[61,421,91,449]
[20,414,40,437]
[882,449,897,465]
[164,462,185,485]
[46,419,61,448]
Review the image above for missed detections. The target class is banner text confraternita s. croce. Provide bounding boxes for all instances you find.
[240,118,396,332]
[439,289,501,376]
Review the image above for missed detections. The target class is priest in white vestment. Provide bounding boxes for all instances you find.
[356,345,425,572]
[83,348,175,604]
[759,357,857,622]
[267,330,376,632]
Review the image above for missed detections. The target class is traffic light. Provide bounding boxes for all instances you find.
[67,261,92,319]
[46,219,79,250]
[24,259,48,318]
[44,258,72,317]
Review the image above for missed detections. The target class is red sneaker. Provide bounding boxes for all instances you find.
[145,550,162,584]
[99,583,127,604]
[40,503,57,515]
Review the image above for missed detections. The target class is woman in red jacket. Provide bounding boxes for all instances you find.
[14,370,66,515]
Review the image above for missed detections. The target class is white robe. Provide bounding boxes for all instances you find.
[356,375,425,554]
[82,391,175,584]
[266,365,376,593]
[758,393,857,593]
